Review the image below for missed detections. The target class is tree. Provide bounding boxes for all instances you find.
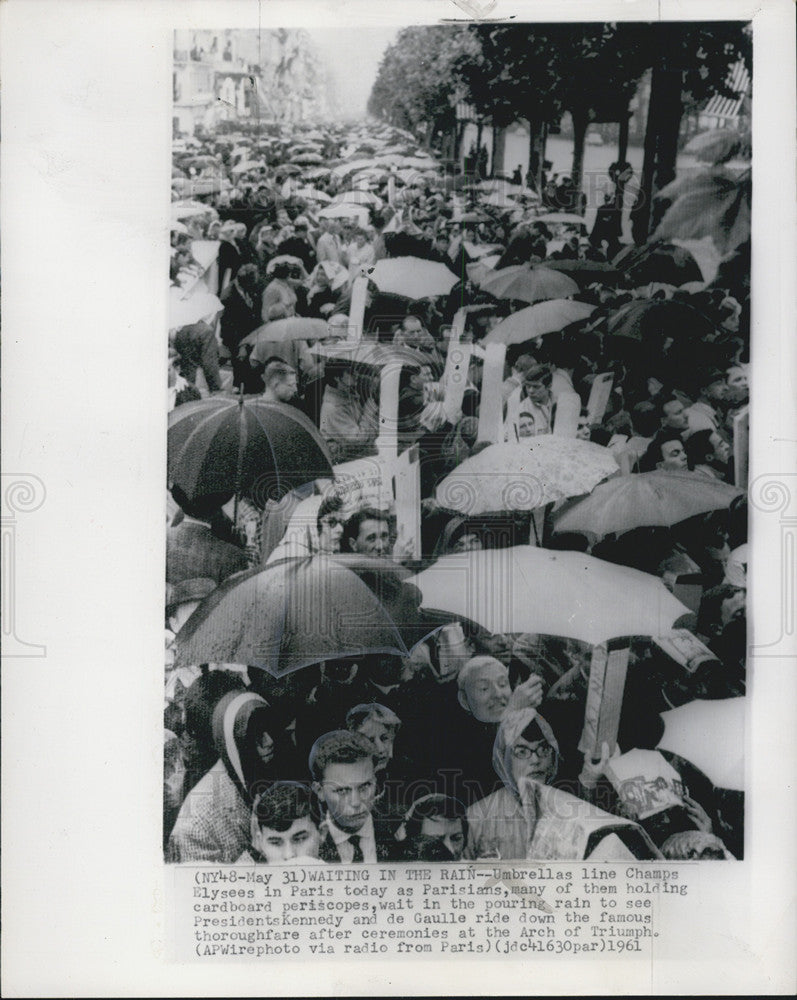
[630,22,752,243]
[367,26,479,147]
[451,24,563,187]
[545,23,650,198]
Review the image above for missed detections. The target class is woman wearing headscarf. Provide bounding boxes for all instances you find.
[167,691,293,862]
[465,708,660,862]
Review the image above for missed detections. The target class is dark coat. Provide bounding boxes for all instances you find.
[317,819,400,863]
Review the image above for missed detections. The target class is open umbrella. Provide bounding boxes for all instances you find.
[294,186,332,203]
[168,288,223,331]
[231,159,266,175]
[485,300,596,345]
[552,470,743,540]
[658,698,744,790]
[369,257,459,299]
[175,554,439,675]
[171,200,216,220]
[606,298,718,342]
[480,263,579,303]
[541,259,621,287]
[303,166,333,180]
[318,203,370,226]
[291,152,324,166]
[168,397,333,506]
[410,545,690,647]
[684,128,747,165]
[465,256,502,285]
[652,167,751,257]
[335,190,382,208]
[436,440,619,515]
[331,158,380,178]
[240,317,331,351]
[615,241,704,287]
[312,342,422,370]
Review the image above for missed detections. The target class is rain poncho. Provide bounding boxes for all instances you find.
[167,691,273,862]
[465,708,661,861]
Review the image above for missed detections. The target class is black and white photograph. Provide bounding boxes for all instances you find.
[165,20,751,868]
[2,0,795,995]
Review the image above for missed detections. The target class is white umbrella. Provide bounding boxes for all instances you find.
[231,159,265,175]
[294,186,332,203]
[335,190,382,208]
[485,300,596,344]
[369,257,459,299]
[658,698,745,790]
[436,439,619,513]
[317,203,370,226]
[171,200,216,221]
[169,287,223,331]
[410,546,690,647]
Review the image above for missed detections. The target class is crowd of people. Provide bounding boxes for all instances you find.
[166,118,749,867]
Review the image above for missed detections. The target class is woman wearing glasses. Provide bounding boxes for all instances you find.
[464,708,660,861]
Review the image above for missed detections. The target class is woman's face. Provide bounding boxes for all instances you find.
[510,735,556,786]
[317,512,344,553]
[451,533,482,554]
[518,414,535,438]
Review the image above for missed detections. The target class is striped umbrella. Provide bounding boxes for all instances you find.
[168,396,333,507]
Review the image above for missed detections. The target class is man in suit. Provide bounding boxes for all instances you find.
[166,487,248,586]
[309,730,397,863]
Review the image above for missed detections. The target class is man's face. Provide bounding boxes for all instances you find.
[420,816,465,860]
[524,379,549,406]
[357,719,396,771]
[726,367,747,390]
[459,660,511,723]
[351,518,390,557]
[315,759,376,832]
[273,372,298,402]
[253,817,320,863]
[402,318,425,347]
[658,439,688,471]
[318,512,344,553]
[661,400,688,431]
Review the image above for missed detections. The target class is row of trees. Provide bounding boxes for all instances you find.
[367,21,751,240]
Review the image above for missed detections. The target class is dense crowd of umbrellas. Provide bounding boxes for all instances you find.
[164,114,749,866]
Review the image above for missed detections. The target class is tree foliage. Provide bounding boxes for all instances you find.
[367,25,479,139]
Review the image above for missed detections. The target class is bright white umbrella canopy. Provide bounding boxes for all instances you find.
[658,698,745,790]
[369,256,459,299]
[485,300,596,344]
[410,545,690,647]
[436,440,619,514]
